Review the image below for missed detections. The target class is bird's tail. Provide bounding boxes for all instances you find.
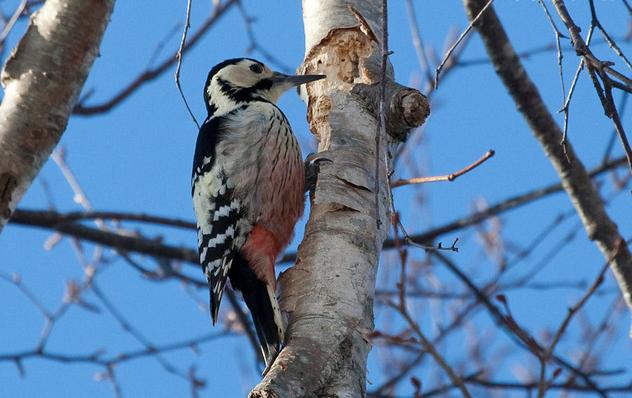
[229,254,285,368]
[242,279,284,368]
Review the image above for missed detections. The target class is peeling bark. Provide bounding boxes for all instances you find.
[0,0,115,232]
[249,1,429,397]
[463,0,632,332]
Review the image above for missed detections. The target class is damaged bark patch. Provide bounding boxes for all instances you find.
[302,28,375,86]
[308,96,332,144]
[301,25,379,137]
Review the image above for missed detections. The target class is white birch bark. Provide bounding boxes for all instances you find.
[249,1,429,397]
[0,0,115,232]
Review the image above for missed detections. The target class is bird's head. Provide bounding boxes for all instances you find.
[204,58,325,116]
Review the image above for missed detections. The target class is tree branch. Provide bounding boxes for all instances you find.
[7,155,627,270]
[463,0,632,332]
[390,149,494,187]
[72,0,237,116]
[551,0,632,172]
[10,209,198,263]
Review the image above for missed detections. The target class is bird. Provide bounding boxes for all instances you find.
[191,57,325,367]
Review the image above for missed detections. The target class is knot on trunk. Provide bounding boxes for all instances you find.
[351,82,430,141]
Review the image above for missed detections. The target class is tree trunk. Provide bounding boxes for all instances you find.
[249,1,429,397]
[0,0,115,232]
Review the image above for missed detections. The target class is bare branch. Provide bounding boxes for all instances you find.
[536,256,613,397]
[464,0,632,329]
[404,0,434,89]
[433,252,608,396]
[435,0,494,88]
[7,156,627,268]
[391,149,494,187]
[0,0,27,45]
[552,0,632,172]
[235,1,292,73]
[73,0,238,115]
[388,301,474,398]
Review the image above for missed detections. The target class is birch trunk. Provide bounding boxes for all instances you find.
[0,0,115,232]
[249,1,429,397]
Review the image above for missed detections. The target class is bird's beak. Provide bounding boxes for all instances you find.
[271,72,326,87]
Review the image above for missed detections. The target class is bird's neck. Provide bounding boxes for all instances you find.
[205,79,279,118]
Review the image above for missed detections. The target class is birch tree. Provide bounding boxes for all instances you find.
[0,0,114,232]
[250,1,428,396]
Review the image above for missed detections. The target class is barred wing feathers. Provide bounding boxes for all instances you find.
[192,117,241,323]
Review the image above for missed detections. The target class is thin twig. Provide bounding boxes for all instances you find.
[560,39,589,156]
[0,271,51,318]
[535,249,615,398]
[235,0,292,73]
[106,366,123,398]
[91,282,192,380]
[602,92,629,165]
[147,23,182,69]
[457,35,630,67]
[435,0,494,88]
[74,0,238,115]
[0,0,26,45]
[175,0,200,128]
[392,302,474,398]
[404,0,434,89]
[538,0,567,97]
[432,251,607,396]
[391,149,494,187]
[589,0,632,71]
[537,0,567,148]
[370,301,482,395]
[456,378,632,395]
[552,0,632,173]
[424,28,472,96]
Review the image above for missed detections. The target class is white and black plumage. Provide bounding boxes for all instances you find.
[191,58,324,366]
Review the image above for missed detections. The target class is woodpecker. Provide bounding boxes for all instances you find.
[191,58,324,366]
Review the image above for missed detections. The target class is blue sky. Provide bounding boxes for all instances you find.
[1,1,631,397]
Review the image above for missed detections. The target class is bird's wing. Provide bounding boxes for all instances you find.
[192,117,241,324]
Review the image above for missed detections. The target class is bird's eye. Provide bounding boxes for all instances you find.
[249,64,263,74]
